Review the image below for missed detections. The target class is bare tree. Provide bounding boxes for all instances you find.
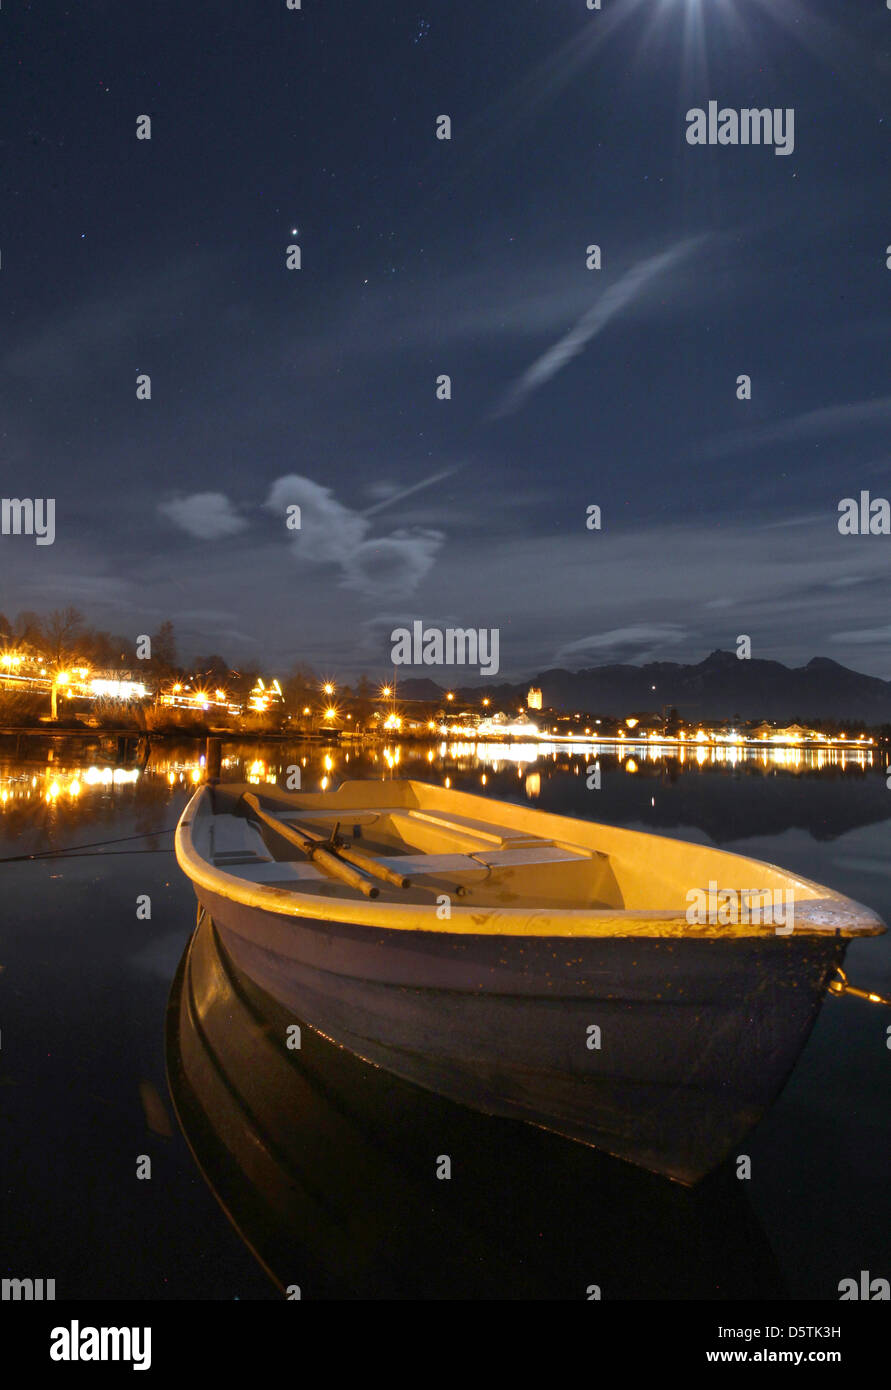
[150,620,179,677]
[45,607,85,668]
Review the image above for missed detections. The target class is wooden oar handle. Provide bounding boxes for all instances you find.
[241,792,379,899]
[336,843,411,889]
[311,845,380,899]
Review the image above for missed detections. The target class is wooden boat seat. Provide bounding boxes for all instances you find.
[381,807,592,858]
[405,807,563,848]
[211,814,274,866]
[277,805,577,852]
[467,845,592,867]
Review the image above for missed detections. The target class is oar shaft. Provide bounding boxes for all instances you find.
[242,793,379,899]
[335,843,411,889]
[311,844,380,899]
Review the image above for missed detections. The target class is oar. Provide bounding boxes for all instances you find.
[307,819,465,895]
[257,806,412,890]
[241,792,380,899]
[328,831,413,890]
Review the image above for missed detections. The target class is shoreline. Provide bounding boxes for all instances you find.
[0,724,885,753]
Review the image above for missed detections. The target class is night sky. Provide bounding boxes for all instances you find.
[2,1,890,679]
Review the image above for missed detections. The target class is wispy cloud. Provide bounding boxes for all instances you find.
[5,253,224,380]
[554,624,691,667]
[156,473,446,597]
[264,475,445,598]
[706,396,891,459]
[489,237,703,420]
[158,492,248,540]
[831,624,891,645]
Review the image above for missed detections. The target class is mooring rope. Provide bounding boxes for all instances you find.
[0,827,176,864]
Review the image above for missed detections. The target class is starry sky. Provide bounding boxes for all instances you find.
[2,0,890,679]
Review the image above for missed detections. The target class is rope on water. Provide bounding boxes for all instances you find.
[0,827,176,864]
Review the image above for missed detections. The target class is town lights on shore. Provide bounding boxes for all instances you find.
[380,685,391,698]
[324,706,337,720]
[90,678,146,700]
[323,682,335,696]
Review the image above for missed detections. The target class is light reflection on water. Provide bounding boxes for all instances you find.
[0,733,879,811]
[0,732,886,865]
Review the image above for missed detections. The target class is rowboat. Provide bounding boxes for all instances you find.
[174,777,885,1185]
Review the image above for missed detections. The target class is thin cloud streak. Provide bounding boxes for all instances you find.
[705,396,891,459]
[361,466,465,517]
[489,237,704,420]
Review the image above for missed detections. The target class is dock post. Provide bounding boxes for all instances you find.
[205,736,222,783]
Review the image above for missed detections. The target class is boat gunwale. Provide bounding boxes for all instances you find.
[174,782,886,940]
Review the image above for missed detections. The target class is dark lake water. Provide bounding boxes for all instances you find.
[1,734,889,1299]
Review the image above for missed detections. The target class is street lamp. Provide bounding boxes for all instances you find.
[51,670,71,721]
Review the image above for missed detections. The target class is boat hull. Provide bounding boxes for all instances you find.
[194,881,848,1185]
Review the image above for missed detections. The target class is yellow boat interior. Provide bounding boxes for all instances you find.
[183,779,884,935]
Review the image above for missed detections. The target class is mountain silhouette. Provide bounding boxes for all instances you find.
[396,651,891,722]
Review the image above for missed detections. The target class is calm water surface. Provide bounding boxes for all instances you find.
[2,734,889,1299]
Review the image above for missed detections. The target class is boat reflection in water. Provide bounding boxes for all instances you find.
[167,907,785,1300]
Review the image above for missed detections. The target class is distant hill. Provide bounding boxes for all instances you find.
[396,651,891,722]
